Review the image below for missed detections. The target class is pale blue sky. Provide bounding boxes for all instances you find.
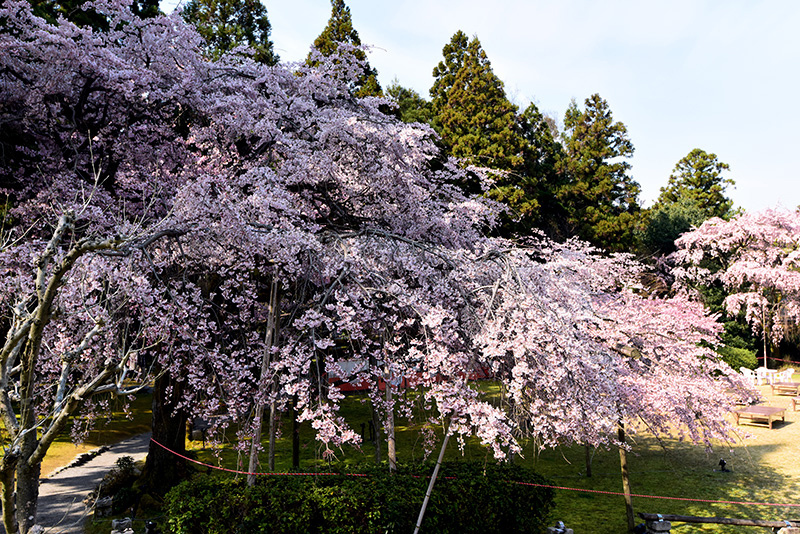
[161,0,800,213]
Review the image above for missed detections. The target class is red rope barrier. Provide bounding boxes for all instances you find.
[150,438,800,508]
[510,481,800,508]
[150,438,368,477]
[765,357,796,364]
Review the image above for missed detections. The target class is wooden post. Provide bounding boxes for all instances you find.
[413,424,450,534]
[385,379,396,471]
[618,422,635,533]
[248,278,279,486]
[762,306,769,368]
[384,358,396,472]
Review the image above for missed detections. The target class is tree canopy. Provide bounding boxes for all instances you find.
[486,102,567,238]
[674,208,800,363]
[639,197,707,256]
[26,0,159,27]
[386,81,434,125]
[0,3,754,532]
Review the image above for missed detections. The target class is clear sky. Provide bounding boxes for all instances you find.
[161,0,800,213]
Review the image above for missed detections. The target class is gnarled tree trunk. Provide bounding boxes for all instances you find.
[143,373,187,494]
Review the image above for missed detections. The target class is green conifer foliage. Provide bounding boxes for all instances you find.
[558,94,641,252]
[386,82,433,125]
[430,31,523,171]
[639,197,706,255]
[182,0,279,65]
[658,148,735,219]
[309,0,381,97]
[27,0,159,29]
[488,103,568,238]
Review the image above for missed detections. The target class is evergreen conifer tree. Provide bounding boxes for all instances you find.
[640,149,735,256]
[430,31,523,171]
[309,0,381,97]
[558,94,641,252]
[487,102,568,238]
[639,197,706,255]
[658,148,735,219]
[386,81,433,125]
[182,0,279,65]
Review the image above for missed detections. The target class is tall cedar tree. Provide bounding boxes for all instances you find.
[658,148,735,219]
[309,0,381,97]
[430,31,523,173]
[488,102,569,238]
[558,94,641,252]
[640,149,734,255]
[182,0,279,65]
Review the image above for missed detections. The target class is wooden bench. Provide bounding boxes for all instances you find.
[733,405,786,429]
[793,397,800,412]
[771,381,800,396]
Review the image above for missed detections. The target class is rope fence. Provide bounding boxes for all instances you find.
[760,356,796,364]
[149,438,800,509]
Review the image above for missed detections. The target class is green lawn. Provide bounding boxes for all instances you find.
[32,380,798,534]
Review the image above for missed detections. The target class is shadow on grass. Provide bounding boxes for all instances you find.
[181,389,800,534]
[32,392,153,477]
[531,438,799,534]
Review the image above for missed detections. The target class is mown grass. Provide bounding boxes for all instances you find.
[183,381,800,534]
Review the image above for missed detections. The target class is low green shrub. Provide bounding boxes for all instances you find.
[164,461,555,534]
[716,345,758,370]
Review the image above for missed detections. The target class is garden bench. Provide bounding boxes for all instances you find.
[771,381,800,396]
[733,405,786,429]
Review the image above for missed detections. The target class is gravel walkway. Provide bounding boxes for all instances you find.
[30,433,151,534]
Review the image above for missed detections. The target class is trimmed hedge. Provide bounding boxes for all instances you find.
[164,462,555,534]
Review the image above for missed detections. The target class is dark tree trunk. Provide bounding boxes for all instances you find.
[371,400,382,463]
[268,400,277,471]
[143,373,188,494]
[291,397,300,469]
[15,460,39,534]
[1,451,18,534]
[584,444,593,477]
[248,279,279,485]
[369,353,382,464]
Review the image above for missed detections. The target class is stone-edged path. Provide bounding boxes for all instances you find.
[31,433,151,534]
